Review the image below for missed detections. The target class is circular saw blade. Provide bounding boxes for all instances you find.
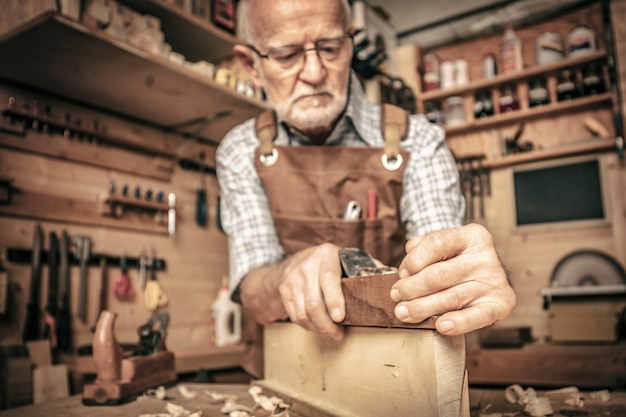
[550,250,626,287]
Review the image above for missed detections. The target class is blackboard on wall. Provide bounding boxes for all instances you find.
[513,158,605,226]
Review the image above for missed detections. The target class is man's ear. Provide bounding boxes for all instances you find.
[233,44,263,89]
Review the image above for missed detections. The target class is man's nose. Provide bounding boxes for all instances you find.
[299,48,326,84]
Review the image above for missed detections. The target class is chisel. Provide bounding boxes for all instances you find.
[22,224,43,343]
[42,231,59,348]
[57,231,72,351]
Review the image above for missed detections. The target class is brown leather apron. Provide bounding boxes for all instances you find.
[241,105,409,378]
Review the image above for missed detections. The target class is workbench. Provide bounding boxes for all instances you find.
[0,383,625,417]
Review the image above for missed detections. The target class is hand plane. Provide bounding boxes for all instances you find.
[338,247,436,329]
[82,311,177,406]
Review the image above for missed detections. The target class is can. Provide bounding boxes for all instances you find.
[440,60,455,90]
[536,32,564,66]
[567,25,596,58]
[455,59,469,86]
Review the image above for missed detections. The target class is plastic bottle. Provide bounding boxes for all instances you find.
[499,26,523,74]
[210,278,242,347]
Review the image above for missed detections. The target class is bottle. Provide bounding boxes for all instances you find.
[211,278,242,347]
[499,26,523,74]
[556,70,579,101]
[423,53,440,92]
[473,90,494,118]
[581,63,605,96]
[528,77,550,107]
[499,84,520,113]
[483,51,497,79]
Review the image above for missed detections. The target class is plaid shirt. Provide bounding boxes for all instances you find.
[216,72,464,294]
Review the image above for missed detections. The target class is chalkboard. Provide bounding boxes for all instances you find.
[513,159,605,226]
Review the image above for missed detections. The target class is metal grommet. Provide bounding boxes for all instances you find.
[381,153,403,171]
[259,148,279,167]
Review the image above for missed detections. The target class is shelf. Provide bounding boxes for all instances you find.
[0,12,268,142]
[420,50,608,102]
[481,138,616,169]
[117,0,238,63]
[445,93,613,135]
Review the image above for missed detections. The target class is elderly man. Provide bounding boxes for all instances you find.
[216,0,516,377]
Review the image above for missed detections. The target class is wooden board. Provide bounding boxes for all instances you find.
[467,343,626,388]
[32,365,69,404]
[259,322,469,417]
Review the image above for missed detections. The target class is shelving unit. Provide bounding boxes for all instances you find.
[419,51,613,138]
[420,50,608,103]
[117,0,238,63]
[0,11,268,143]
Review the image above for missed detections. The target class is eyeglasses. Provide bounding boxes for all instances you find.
[245,34,352,70]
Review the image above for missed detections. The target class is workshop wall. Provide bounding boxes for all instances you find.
[0,143,229,351]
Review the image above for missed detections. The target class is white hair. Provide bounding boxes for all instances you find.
[236,0,352,44]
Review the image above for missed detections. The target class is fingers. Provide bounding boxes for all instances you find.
[279,243,345,341]
[392,224,517,334]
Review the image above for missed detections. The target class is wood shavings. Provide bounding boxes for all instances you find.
[178,385,198,399]
[504,384,553,417]
[138,386,168,401]
[166,402,190,417]
[204,390,238,403]
[248,386,290,413]
[589,390,611,402]
[164,402,204,417]
[564,395,585,408]
[138,414,171,417]
[221,399,253,414]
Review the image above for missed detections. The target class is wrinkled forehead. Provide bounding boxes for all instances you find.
[250,0,347,47]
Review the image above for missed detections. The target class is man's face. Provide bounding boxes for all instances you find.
[245,0,352,137]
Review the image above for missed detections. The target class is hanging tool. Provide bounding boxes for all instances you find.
[143,250,168,312]
[23,224,43,342]
[505,123,533,154]
[42,231,59,349]
[94,257,108,332]
[196,151,208,227]
[57,231,72,351]
[113,252,134,300]
[168,193,176,238]
[72,236,91,323]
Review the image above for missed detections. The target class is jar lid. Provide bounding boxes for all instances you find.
[445,96,464,105]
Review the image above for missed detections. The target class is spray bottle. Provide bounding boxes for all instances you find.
[210,277,242,347]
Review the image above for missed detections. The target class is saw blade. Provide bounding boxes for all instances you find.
[550,250,626,287]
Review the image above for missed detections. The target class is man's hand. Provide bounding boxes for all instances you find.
[390,223,516,335]
[239,243,346,341]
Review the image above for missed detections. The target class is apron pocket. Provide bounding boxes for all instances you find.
[273,214,362,255]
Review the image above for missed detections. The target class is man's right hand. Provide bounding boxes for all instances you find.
[239,243,346,341]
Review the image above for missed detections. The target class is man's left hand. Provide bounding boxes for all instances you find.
[390,223,517,335]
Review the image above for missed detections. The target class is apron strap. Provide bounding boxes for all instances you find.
[254,104,409,169]
[256,110,278,166]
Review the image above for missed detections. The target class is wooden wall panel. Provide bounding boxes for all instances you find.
[0,144,230,353]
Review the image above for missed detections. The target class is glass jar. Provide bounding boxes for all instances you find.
[445,96,466,127]
[528,77,550,107]
[556,70,579,101]
[473,90,494,118]
[499,85,520,113]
